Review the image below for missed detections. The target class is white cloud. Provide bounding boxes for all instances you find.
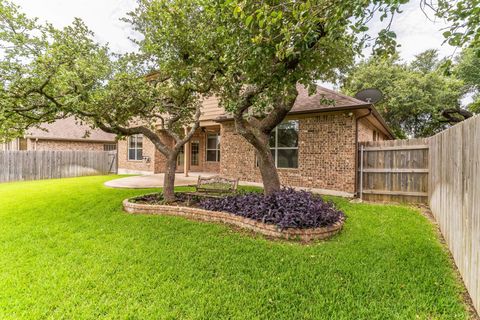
[13,1,458,61]
[13,0,138,53]
[365,2,458,62]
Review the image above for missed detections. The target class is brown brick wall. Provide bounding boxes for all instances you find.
[117,129,221,175]
[118,137,155,174]
[27,139,109,151]
[358,118,388,142]
[156,128,220,174]
[189,129,220,173]
[220,112,357,194]
[153,131,179,173]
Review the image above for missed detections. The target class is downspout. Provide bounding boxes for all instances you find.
[354,108,372,198]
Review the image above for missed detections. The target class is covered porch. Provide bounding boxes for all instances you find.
[175,124,221,176]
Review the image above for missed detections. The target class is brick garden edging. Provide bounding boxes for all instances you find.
[123,198,344,242]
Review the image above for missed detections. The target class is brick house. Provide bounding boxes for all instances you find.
[1,117,117,152]
[117,85,393,196]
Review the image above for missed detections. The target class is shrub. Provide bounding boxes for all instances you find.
[198,188,345,229]
[130,192,191,205]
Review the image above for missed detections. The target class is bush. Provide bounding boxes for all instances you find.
[198,188,345,229]
[130,192,191,205]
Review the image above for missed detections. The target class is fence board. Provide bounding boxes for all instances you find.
[359,138,429,203]
[0,150,112,183]
[429,115,480,315]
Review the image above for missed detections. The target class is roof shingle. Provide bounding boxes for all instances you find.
[26,117,116,142]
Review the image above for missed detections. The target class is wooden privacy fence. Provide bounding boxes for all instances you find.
[358,115,480,315]
[358,138,429,203]
[0,150,115,183]
[428,115,480,314]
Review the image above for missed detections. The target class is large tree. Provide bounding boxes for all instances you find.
[0,2,211,202]
[455,47,480,113]
[342,50,467,138]
[131,0,406,195]
[423,0,480,48]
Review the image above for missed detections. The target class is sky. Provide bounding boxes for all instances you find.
[14,0,457,61]
[13,0,458,66]
[14,0,138,54]
[365,1,458,61]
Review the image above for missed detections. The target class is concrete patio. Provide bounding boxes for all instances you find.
[104,172,351,197]
[105,172,267,189]
[105,172,225,189]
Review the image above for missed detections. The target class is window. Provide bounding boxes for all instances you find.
[177,145,184,166]
[103,144,117,151]
[270,120,299,168]
[191,141,199,166]
[206,133,220,162]
[128,135,143,161]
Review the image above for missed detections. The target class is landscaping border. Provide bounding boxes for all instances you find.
[123,198,344,242]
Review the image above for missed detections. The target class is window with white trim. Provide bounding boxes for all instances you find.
[269,120,299,168]
[103,144,117,151]
[191,141,200,165]
[128,134,143,161]
[206,133,220,162]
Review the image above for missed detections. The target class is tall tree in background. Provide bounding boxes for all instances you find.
[456,47,480,113]
[342,50,467,138]
[131,0,406,195]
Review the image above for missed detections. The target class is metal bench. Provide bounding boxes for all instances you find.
[185,175,239,203]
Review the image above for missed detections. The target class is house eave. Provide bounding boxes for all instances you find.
[214,104,395,139]
[24,136,117,144]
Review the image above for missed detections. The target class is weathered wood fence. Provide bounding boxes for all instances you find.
[358,138,429,203]
[0,150,114,183]
[428,115,480,314]
[358,115,480,314]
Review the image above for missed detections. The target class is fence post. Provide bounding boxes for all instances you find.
[359,144,364,200]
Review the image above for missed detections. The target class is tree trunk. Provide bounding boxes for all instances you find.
[255,146,281,195]
[233,84,299,196]
[163,153,178,203]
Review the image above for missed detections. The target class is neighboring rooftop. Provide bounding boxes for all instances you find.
[25,117,116,142]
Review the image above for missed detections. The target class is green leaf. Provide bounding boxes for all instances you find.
[245,15,253,27]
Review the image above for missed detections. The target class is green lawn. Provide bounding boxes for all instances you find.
[0,175,469,319]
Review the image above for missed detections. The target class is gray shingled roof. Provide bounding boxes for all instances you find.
[290,84,368,113]
[214,84,393,138]
[215,84,369,119]
[25,117,116,142]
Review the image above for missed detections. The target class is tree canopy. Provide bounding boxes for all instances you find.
[342,50,468,138]
[426,0,480,48]
[0,1,213,201]
[455,47,480,113]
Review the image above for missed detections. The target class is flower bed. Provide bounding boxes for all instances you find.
[199,188,345,229]
[124,189,345,242]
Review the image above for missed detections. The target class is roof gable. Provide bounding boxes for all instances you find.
[290,84,368,114]
[26,117,116,142]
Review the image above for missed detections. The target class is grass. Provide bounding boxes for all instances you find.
[0,175,470,319]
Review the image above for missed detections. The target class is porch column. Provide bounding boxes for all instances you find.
[184,128,190,177]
